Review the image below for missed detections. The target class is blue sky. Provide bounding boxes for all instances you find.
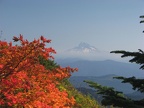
[0,0,144,59]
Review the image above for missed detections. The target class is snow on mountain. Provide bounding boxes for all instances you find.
[55,42,124,61]
[67,42,99,53]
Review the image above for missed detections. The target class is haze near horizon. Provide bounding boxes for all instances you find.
[0,0,144,61]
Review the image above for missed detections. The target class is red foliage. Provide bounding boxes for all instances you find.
[0,35,78,108]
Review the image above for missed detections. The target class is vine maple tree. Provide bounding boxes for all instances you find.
[0,35,78,108]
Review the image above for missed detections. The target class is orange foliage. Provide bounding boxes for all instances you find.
[0,35,78,108]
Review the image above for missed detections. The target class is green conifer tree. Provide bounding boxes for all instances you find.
[84,15,144,108]
[38,56,59,70]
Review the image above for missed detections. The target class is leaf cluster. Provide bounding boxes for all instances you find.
[0,35,78,107]
[38,56,59,70]
[59,79,102,108]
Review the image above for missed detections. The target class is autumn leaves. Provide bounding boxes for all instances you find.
[0,35,78,108]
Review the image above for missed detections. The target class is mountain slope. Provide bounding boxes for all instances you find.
[67,42,99,53]
[56,42,123,61]
[69,74,134,94]
[69,75,144,101]
[57,59,144,77]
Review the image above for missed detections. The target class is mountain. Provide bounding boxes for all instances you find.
[57,59,144,77]
[126,91,144,100]
[69,75,144,100]
[67,42,99,53]
[55,42,124,61]
[69,74,134,94]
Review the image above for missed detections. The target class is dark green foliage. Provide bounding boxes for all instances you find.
[140,15,144,23]
[38,56,59,70]
[84,80,136,108]
[84,15,144,108]
[110,50,144,107]
[85,49,144,108]
[140,15,144,18]
[114,76,144,92]
[110,49,144,69]
[140,20,144,23]
[85,79,144,107]
[140,16,144,24]
[140,15,144,33]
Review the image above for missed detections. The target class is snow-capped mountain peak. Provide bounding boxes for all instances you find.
[67,42,99,53]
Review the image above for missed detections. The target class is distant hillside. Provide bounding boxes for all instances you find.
[126,91,144,100]
[69,74,135,94]
[69,75,144,101]
[57,59,144,77]
[76,87,102,102]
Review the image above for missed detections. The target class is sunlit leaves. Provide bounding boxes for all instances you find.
[0,35,77,107]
